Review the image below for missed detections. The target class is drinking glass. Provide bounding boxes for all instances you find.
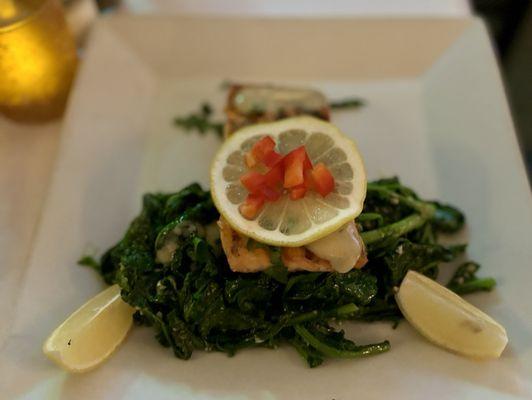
[0,0,78,122]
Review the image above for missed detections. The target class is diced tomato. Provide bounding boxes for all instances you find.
[239,138,331,205]
[264,163,284,188]
[261,164,283,200]
[245,152,257,168]
[303,168,315,190]
[262,150,283,168]
[311,162,335,197]
[303,152,313,171]
[261,185,282,201]
[283,146,313,188]
[289,185,307,200]
[246,136,280,168]
[240,171,266,194]
[251,136,276,161]
[239,193,265,219]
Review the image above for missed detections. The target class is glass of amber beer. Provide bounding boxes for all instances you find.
[0,0,78,122]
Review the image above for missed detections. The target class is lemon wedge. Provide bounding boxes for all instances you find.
[210,116,366,247]
[396,270,507,359]
[43,284,135,372]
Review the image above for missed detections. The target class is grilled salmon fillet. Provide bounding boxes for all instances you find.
[219,83,367,273]
[218,218,367,273]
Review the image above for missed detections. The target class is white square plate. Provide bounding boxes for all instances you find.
[1,16,531,399]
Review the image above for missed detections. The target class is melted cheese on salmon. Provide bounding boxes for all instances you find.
[306,222,363,273]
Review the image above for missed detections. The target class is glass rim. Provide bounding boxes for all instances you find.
[0,0,53,33]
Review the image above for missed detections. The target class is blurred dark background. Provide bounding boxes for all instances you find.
[472,0,532,181]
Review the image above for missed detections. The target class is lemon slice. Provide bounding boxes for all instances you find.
[43,284,135,372]
[396,270,507,359]
[211,116,366,247]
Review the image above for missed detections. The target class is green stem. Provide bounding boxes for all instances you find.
[360,183,436,245]
[289,303,359,325]
[294,325,390,358]
[366,184,430,214]
[264,304,359,340]
[361,185,437,245]
[449,278,496,295]
[358,302,400,318]
[357,213,384,225]
[360,213,427,245]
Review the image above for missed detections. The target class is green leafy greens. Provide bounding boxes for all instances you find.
[174,103,224,139]
[80,178,494,367]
